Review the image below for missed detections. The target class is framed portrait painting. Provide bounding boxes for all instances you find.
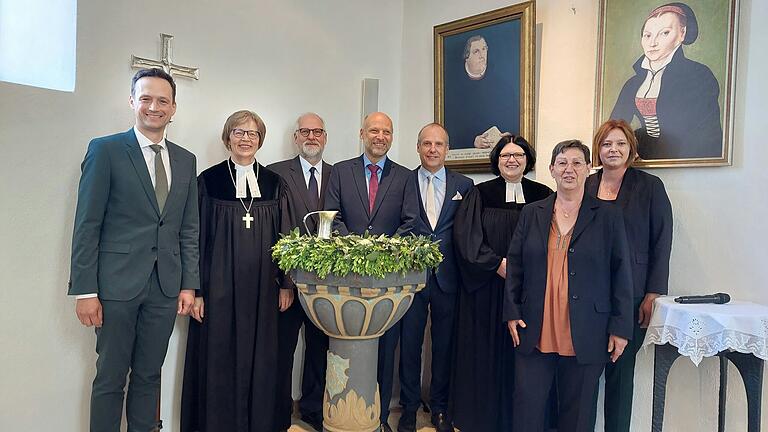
[595,0,739,167]
[434,2,536,173]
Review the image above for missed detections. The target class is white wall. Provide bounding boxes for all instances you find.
[1,0,766,430]
[0,1,403,430]
[396,0,766,431]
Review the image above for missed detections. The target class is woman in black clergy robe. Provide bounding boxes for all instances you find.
[181,110,294,432]
[451,135,552,431]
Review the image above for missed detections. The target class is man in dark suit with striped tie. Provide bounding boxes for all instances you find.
[268,112,333,432]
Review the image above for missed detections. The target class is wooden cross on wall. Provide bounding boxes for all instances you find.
[131,33,199,80]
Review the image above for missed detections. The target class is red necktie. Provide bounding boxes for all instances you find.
[368,164,380,213]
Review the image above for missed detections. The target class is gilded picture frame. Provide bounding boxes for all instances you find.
[594,0,739,168]
[434,2,536,173]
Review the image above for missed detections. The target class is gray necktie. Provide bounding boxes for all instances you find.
[149,144,168,211]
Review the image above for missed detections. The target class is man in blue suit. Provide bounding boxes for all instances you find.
[69,68,198,432]
[396,123,473,432]
[324,112,415,432]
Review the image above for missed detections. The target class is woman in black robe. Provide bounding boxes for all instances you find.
[181,110,293,432]
[451,134,552,431]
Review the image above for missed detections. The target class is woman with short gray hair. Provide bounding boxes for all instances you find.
[503,140,634,432]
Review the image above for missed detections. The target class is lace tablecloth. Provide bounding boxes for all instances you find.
[642,296,768,366]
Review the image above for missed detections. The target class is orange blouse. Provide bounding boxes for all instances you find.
[537,218,576,356]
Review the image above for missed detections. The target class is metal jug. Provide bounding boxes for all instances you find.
[302,210,338,239]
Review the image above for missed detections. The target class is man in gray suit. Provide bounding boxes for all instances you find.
[69,68,199,432]
[268,112,333,432]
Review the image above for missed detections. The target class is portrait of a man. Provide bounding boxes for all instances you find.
[442,21,521,150]
[597,0,737,166]
[464,36,488,80]
[435,3,536,172]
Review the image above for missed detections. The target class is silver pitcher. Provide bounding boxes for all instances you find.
[302,210,338,239]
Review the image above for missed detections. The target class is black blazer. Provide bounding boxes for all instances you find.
[502,193,633,364]
[324,155,414,236]
[402,168,474,293]
[586,167,673,298]
[267,156,333,235]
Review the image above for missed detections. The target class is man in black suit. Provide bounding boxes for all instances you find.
[69,68,198,431]
[268,112,333,432]
[324,112,415,432]
[396,124,473,432]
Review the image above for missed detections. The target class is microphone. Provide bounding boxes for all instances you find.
[674,293,731,304]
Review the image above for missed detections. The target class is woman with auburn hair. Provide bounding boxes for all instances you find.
[181,110,294,432]
[586,119,673,432]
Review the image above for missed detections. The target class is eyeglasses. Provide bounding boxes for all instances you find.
[499,152,526,161]
[553,160,587,170]
[297,128,325,138]
[232,128,260,139]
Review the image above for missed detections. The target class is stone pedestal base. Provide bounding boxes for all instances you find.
[322,338,380,432]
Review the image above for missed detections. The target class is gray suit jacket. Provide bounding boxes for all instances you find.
[69,129,200,301]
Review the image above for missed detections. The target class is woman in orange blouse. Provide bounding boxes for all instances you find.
[503,140,634,432]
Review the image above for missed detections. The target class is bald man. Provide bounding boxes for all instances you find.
[324,112,416,432]
[397,123,473,432]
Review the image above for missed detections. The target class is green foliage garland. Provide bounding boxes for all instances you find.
[272,228,443,279]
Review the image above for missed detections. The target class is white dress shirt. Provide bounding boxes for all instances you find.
[135,126,172,189]
[299,156,323,197]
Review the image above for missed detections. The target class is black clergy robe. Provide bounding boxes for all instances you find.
[181,159,293,432]
[451,176,552,432]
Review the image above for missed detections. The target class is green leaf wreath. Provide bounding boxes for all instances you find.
[272,228,443,279]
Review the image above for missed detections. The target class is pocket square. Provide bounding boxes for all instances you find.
[451,191,463,201]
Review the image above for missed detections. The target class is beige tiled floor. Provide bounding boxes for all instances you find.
[287,407,439,432]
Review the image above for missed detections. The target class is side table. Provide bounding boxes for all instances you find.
[642,297,768,432]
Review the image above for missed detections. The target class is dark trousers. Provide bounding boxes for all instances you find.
[399,279,456,413]
[276,297,329,429]
[378,321,401,423]
[514,349,605,432]
[91,267,177,432]
[597,296,646,432]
